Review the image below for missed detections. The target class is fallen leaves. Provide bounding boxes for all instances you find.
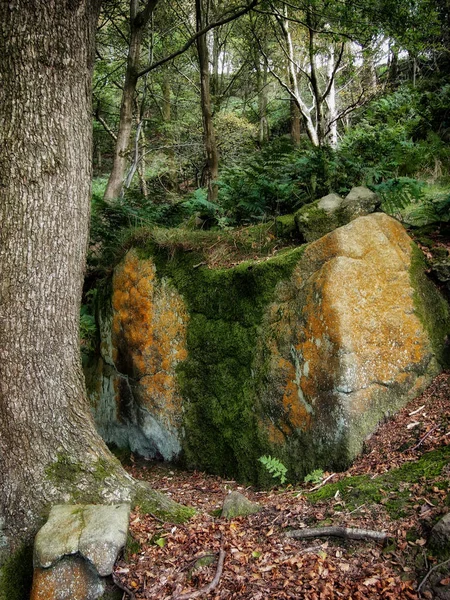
[113,371,450,600]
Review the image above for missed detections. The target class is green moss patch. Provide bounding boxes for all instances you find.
[307,446,450,518]
[134,487,195,524]
[140,242,306,483]
[410,243,450,367]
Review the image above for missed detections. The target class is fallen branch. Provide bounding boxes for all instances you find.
[417,557,450,594]
[286,526,387,543]
[172,545,226,600]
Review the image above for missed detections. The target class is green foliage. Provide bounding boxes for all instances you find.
[217,141,357,224]
[258,455,287,485]
[304,469,324,485]
[80,289,98,358]
[409,191,450,226]
[372,177,425,216]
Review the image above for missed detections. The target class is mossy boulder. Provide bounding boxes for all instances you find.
[86,213,449,484]
[295,186,379,242]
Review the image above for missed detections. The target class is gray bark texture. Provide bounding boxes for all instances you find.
[0,0,138,555]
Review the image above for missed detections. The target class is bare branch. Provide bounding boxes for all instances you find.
[286,527,387,543]
[320,42,345,103]
[137,0,259,78]
[172,544,226,600]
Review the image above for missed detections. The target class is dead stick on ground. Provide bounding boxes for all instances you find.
[309,473,336,492]
[173,545,226,600]
[286,526,387,543]
[112,573,136,600]
[417,557,450,594]
[410,424,440,451]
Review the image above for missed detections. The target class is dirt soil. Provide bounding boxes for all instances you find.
[114,372,450,600]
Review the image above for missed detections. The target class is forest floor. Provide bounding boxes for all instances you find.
[113,371,450,600]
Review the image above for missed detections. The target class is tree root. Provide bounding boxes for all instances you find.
[172,543,226,600]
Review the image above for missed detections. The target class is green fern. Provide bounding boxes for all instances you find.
[409,192,450,226]
[372,177,425,216]
[258,455,287,485]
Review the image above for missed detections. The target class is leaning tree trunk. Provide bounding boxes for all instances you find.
[0,0,185,559]
[104,0,159,201]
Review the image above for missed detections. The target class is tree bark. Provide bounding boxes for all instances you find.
[104,0,158,202]
[0,0,184,558]
[196,0,220,202]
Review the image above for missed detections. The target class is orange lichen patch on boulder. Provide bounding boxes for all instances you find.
[259,213,439,466]
[112,250,188,436]
[30,558,100,600]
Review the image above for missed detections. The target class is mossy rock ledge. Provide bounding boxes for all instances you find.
[85,213,450,485]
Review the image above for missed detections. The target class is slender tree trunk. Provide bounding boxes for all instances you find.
[196,0,219,202]
[290,98,301,146]
[326,45,338,148]
[256,57,270,144]
[279,6,319,146]
[104,0,158,201]
[161,75,172,122]
[0,0,183,559]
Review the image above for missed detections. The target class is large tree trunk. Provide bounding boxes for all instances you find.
[196,0,220,202]
[0,0,185,561]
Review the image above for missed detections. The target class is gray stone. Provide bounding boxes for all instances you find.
[221,491,260,519]
[34,505,83,568]
[430,512,450,553]
[317,193,344,213]
[34,504,130,574]
[341,186,380,219]
[295,186,380,243]
[79,504,130,576]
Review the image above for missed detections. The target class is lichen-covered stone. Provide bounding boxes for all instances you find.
[295,186,379,242]
[221,491,260,519]
[257,213,445,477]
[34,504,130,574]
[86,214,449,483]
[90,250,188,460]
[30,557,104,600]
[31,505,130,600]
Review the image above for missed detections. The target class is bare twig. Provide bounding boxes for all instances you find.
[113,573,137,600]
[172,545,226,600]
[286,526,387,543]
[417,557,450,594]
[410,424,440,452]
[309,473,336,492]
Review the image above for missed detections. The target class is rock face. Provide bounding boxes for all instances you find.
[295,186,379,242]
[256,213,446,472]
[86,213,449,484]
[31,504,130,600]
[430,512,450,554]
[87,251,188,460]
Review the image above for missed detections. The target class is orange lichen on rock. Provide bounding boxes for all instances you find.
[30,559,96,600]
[111,250,188,436]
[259,213,439,461]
